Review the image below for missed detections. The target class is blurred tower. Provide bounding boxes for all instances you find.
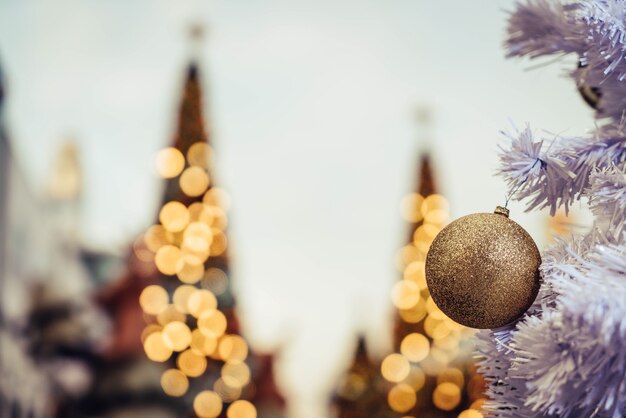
[329,336,391,418]
[138,30,286,417]
[382,111,485,417]
[0,61,53,418]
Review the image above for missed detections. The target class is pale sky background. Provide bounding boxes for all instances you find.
[0,1,594,417]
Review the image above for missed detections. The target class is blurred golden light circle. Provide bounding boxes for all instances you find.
[144,331,172,362]
[160,368,189,397]
[141,324,162,343]
[396,245,424,271]
[399,298,427,324]
[188,202,205,221]
[188,289,218,318]
[205,206,228,230]
[422,222,441,239]
[391,280,421,310]
[193,390,223,418]
[420,351,447,376]
[202,268,229,296]
[421,194,449,216]
[426,296,447,320]
[222,361,251,388]
[214,377,242,402]
[405,366,426,391]
[388,383,417,413]
[218,335,249,363]
[400,333,430,362]
[424,315,443,338]
[187,142,212,168]
[458,410,483,418]
[156,305,187,326]
[425,209,449,225]
[400,193,424,223]
[177,261,205,284]
[470,398,487,411]
[173,285,196,313]
[155,245,184,275]
[180,166,210,197]
[381,353,411,383]
[403,261,427,288]
[191,328,218,356]
[139,285,169,315]
[203,188,231,212]
[210,230,228,256]
[198,310,227,338]
[133,237,154,262]
[183,222,213,252]
[159,201,190,233]
[144,225,169,253]
[437,368,465,388]
[155,147,185,179]
[162,321,192,352]
[433,382,461,411]
[177,348,208,377]
[227,400,257,418]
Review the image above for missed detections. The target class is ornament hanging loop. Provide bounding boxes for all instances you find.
[494,206,510,217]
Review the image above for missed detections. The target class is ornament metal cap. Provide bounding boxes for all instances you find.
[494,206,510,217]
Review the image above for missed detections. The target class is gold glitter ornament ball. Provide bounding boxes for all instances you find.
[425,206,541,329]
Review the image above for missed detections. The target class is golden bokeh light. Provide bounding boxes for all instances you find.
[173,285,196,313]
[193,390,223,418]
[470,398,487,410]
[400,333,430,362]
[391,280,421,310]
[177,348,208,377]
[198,309,227,338]
[155,245,184,275]
[218,335,249,363]
[139,285,169,315]
[203,187,231,212]
[458,410,483,418]
[156,305,187,326]
[144,224,170,253]
[437,368,465,388]
[162,321,192,352]
[141,324,162,343]
[227,400,257,418]
[207,207,228,230]
[400,193,425,223]
[188,289,218,318]
[183,222,213,252]
[143,332,173,362]
[425,296,447,320]
[399,298,427,324]
[159,201,190,233]
[155,147,185,179]
[209,229,228,256]
[180,166,210,197]
[161,368,189,397]
[381,353,411,383]
[388,383,417,413]
[222,361,251,388]
[191,328,218,356]
[396,245,423,271]
[202,268,229,296]
[214,377,242,402]
[433,382,461,411]
[187,142,212,168]
[421,194,449,216]
[404,366,426,391]
[177,261,206,284]
[403,261,427,290]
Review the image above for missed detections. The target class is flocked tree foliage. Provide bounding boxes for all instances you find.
[477,1,626,417]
